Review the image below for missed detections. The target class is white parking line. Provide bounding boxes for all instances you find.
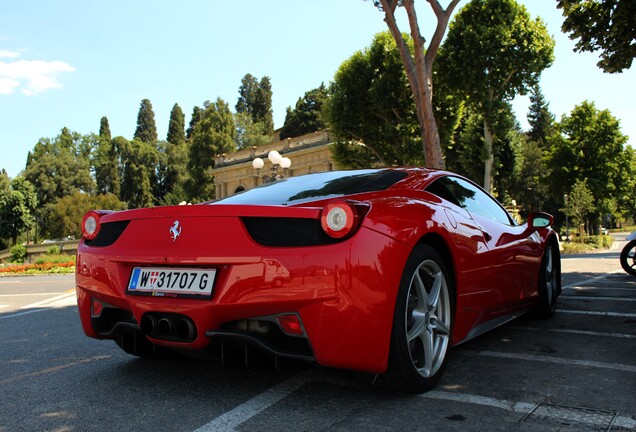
[0,292,70,297]
[194,371,313,432]
[562,270,623,289]
[421,391,636,429]
[0,291,76,320]
[561,295,636,302]
[557,309,636,318]
[193,369,636,432]
[510,326,636,339]
[457,350,636,373]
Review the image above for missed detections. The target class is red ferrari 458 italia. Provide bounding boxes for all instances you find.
[76,168,561,393]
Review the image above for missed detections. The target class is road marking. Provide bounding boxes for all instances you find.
[566,286,636,292]
[560,295,636,302]
[194,371,313,432]
[510,326,636,339]
[457,350,636,373]
[0,292,72,297]
[562,270,623,289]
[20,290,75,309]
[557,309,636,318]
[0,355,111,386]
[0,305,7,309]
[421,391,636,429]
[0,291,76,320]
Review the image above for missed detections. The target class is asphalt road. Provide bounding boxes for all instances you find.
[0,237,634,432]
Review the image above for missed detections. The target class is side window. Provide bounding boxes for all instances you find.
[426,176,513,225]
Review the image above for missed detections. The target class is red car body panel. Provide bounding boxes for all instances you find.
[76,168,557,373]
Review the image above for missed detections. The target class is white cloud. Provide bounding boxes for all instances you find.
[0,50,20,59]
[0,55,75,96]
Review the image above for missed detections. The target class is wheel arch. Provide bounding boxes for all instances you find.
[547,232,562,295]
[415,232,457,299]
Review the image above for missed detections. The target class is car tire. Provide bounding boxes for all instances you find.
[620,240,636,276]
[531,243,559,318]
[362,244,454,393]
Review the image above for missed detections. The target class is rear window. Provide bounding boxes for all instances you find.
[214,169,408,206]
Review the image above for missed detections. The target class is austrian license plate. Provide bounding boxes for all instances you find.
[127,267,216,298]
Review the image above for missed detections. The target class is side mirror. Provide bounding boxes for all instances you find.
[528,212,553,229]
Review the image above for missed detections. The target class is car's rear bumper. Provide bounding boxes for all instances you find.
[76,226,411,373]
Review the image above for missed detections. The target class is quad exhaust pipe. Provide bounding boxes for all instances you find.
[140,313,197,342]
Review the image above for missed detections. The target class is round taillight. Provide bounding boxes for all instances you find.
[81,211,101,240]
[321,200,356,239]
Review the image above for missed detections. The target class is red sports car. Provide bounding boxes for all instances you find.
[76,168,560,393]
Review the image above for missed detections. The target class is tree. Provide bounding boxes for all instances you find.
[24,129,96,209]
[526,85,556,147]
[327,31,422,168]
[0,169,9,191]
[186,98,236,201]
[0,177,38,245]
[166,103,186,145]
[156,104,189,204]
[511,139,549,214]
[93,117,120,197]
[99,116,111,141]
[370,0,461,169]
[234,112,271,150]
[438,0,554,191]
[548,101,631,228]
[557,0,636,73]
[444,102,520,200]
[280,84,329,139]
[235,74,274,134]
[134,99,158,145]
[47,192,126,240]
[563,178,595,235]
[120,138,158,209]
[186,105,203,140]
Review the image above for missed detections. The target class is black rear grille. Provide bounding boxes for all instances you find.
[242,217,337,247]
[85,220,130,247]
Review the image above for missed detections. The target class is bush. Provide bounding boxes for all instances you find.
[46,245,60,255]
[34,254,75,265]
[583,235,613,249]
[10,244,27,263]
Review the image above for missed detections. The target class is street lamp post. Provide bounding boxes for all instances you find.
[252,151,292,184]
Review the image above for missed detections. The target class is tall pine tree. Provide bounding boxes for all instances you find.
[157,103,188,204]
[527,84,555,146]
[236,74,274,134]
[134,99,158,144]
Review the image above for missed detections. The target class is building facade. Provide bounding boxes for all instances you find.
[211,130,337,199]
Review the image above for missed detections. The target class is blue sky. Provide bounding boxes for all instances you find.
[1,0,634,178]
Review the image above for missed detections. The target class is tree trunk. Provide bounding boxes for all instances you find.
[483,119,494,193]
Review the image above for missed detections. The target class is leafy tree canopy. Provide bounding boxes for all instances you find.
[280,84,329,140]
[47,192,126,240]
[187,98,236,201]
[236,74,274,134]
[120,138,159,208]
[437,0,554,190]
[557,0,636,73]
[548,100,630,215]
[24,129,96,209]
[0,177,38,245]
[234,112,271,150]
[327,31,422,168]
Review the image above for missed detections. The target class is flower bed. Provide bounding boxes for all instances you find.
[0,261,75,275]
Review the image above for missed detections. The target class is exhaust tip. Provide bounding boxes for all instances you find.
[157,318,172,336]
